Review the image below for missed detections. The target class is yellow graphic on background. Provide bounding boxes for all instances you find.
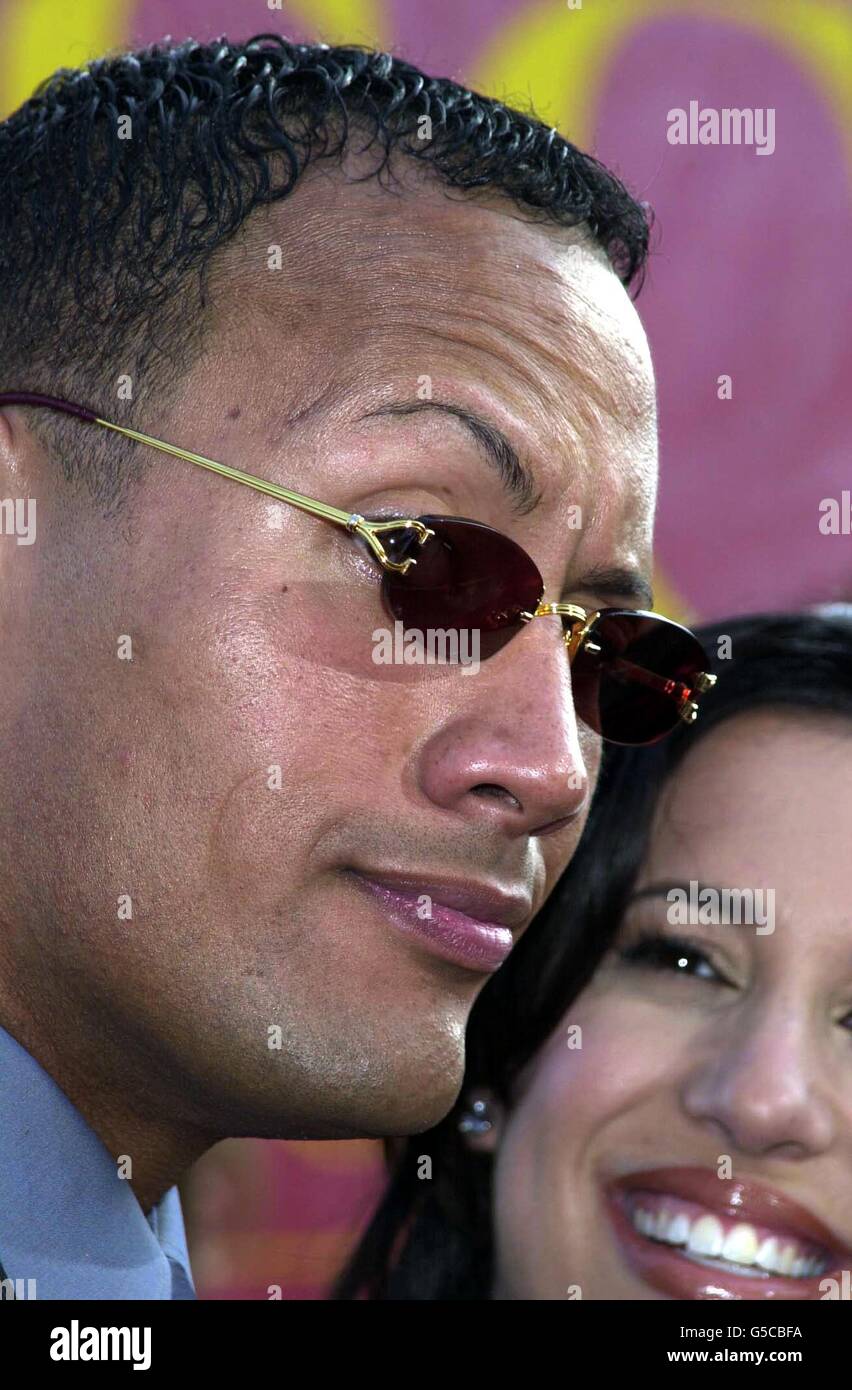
[0,0,848,624]
[471,0,851,166]
[0,0,387,117]
[1,0,132,117]
[284,0,386,48]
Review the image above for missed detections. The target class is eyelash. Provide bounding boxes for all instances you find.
[335,510,405,576]
[618,928,730,987]
[619,929,852,1033]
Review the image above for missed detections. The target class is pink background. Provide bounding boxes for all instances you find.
[2,0,848,1297]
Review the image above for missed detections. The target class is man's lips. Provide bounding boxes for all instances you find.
[346,868,533,972]
[607,1167,850,1299]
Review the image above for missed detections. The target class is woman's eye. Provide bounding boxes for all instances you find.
[618,932,727,985]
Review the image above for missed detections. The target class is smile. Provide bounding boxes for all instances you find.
[606,1167,849,1300]
[626,1193,828,1278]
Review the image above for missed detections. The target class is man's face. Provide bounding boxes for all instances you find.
[0,167,657,1143]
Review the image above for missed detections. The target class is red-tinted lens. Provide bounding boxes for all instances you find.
[381,515,544,661]
[570,610,712,745]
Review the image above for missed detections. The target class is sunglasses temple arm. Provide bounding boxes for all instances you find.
[606,653,695,703]
[0,392,355,527]
[101,421,358,522]
[0,391,99,422]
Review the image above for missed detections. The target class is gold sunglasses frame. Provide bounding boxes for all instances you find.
[0,393,716,726]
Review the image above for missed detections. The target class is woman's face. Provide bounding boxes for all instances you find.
[489,709,852,1299]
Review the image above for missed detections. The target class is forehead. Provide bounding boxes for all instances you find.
[639,710,852,927]
[215,162,654,438]
[203,165,657,572]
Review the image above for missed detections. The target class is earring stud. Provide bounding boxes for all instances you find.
[458,1098,493,1135]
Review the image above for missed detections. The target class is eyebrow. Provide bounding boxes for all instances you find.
[361,399,542,515]
[569,564,654,611]
[361,397,654,611]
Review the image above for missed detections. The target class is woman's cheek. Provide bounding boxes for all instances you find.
[491,998,674,1296]
[489,1006,645,1297]
[532,994,665,1112]
[505,990,688,1172]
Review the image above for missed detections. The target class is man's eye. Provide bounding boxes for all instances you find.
[618,931,726,984]
[348,514,413,572]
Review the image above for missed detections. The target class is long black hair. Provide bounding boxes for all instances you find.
[334,607,852,1299]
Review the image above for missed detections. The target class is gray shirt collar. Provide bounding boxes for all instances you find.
[0,1024,196,1299]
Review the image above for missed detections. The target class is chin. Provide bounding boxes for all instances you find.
[339,1067,465,1140]
[226,1045,465,1142]
[378,1087,462,1138]
[244,1092,460,1143]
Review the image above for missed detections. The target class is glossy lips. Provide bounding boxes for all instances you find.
[606,1168,849,1300]
[347,869,530,973]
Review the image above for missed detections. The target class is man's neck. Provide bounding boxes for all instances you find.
[0,1000,213,1214]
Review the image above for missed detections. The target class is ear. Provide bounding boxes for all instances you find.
[0,402,40,479]
[0,405,43,562]
[457,1087,505,1154]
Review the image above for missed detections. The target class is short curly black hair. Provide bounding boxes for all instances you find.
[0,33,651,508]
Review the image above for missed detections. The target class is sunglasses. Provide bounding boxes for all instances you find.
[0,391,717,745]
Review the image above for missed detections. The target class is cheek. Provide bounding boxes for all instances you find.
[490,1018,623,1285]
[493,997,681,1266]
[187,593,426,890]
[489,989,681,1289]
[204,666,369,887]
[542,987,698,1156]
[498,1010,635,1192]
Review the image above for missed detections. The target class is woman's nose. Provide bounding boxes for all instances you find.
[679,994,836,1159]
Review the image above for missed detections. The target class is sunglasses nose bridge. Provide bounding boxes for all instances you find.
[527,601,596,660]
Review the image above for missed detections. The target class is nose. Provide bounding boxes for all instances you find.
[680,993,836,1158]
[414,615,591,838]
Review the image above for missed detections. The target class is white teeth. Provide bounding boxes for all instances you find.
[668,1213,691,1246]
[688,1215,724,1258]
[721,1223,759,1266]
[630,1207,824,1278]
[653,1208,671,1239]
[635,1208,653,1235]
[755,1239,825,1278]
[755,1236,780,1272]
